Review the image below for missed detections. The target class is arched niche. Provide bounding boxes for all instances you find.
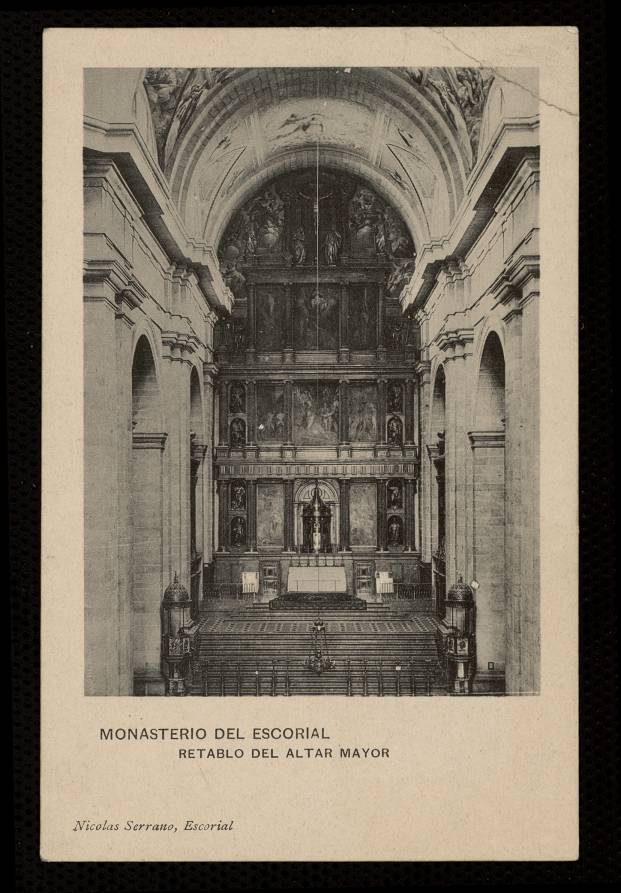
[474,331,505,430]
[132,335,161,433]
[294,480,340,551]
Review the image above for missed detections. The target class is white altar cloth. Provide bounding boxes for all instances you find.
[287,566,347,593]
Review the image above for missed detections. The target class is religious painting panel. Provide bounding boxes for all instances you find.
[348,285,377,350]
[349,482,377,547]
[256,284,285,352]
[256,383,286,442]
[257,483,284,549]
[293,382,339,445]
[294,284,339,350]
[348,382,378,442]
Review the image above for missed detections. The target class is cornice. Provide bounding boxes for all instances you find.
[468,430,505,449]
[132,432,168,450]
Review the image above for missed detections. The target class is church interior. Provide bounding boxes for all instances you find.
[83,66,540,696]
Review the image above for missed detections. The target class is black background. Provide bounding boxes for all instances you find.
[4,3,616,889]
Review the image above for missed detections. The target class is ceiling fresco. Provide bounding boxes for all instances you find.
[142,67,495,249]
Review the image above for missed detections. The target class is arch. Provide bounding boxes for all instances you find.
[189,364,204,437]
[131,335,162,432]
[204,152,431,255]
[169,67,468,245]
[430,362,446,440]
[294,480,340,550]
[474,331,506,430]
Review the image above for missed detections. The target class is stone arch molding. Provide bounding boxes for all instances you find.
[152,67,482,247]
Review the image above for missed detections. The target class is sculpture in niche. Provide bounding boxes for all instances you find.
[348,384,378,442]
[294,288,339,350]
[387,382,403,414]
[293,383,339,445]
[230,481,246,512]
[348,185,382,253]
[229,383,246,414]
[219,243,247,300]
[292,226,307,265]
[230,516,247,548]
[349,288,377,351]
[387,416,403,446]
[323,227,342,266]
[387,479,403,510]
[230,417,246,449]
[387,515,404,548]
[257,385,286,442]
[384,318,405,351]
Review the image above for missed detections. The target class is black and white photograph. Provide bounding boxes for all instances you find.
[83,63,542,699]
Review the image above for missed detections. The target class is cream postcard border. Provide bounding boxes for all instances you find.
[42,26,579,862]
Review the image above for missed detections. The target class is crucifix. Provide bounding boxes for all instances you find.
[298,190,333,234]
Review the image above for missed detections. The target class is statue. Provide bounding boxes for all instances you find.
[323,227,342,266]
[312,520,322,554]
[292,226,307,265]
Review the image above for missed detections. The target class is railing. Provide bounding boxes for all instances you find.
[202,583,254,601]
[189,656,445,697]
[380,582,434,610]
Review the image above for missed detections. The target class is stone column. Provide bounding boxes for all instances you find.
[469,431,506,676]
[339,379,349,447]
[84,291,126,694]
[405,478,417,551]
[339,283,350,363]
[247,479,258,552]
[376,283,387,362]
[284,480,295,551]
[405,377,416,445]
[202,366,216,563]
[284,380,294,444]
[442,335,474,584]
[218,379,228,446]
[416,361,432,565]
[376,480,387,551]
[217,480,229,551]
[246,282,256,363]
[378,378,387,445]
[246,379,256,445]
[339,479,351,551]
[283,282,294,364]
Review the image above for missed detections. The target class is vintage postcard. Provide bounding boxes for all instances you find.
[41,26,579,861]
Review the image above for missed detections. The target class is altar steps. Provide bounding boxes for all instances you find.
[190,605,447,696]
